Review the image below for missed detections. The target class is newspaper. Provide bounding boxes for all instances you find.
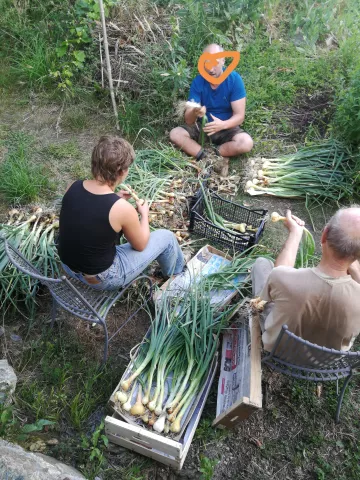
[216,318,251,416]
[155,245,248,307]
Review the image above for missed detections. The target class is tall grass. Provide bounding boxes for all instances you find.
[10,36,55,89]
[0,133,54,204]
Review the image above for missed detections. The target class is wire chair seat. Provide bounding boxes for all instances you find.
[262,325,360,422]
[1,234,153,363]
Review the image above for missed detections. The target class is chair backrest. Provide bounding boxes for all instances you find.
[2,235,103,322]
[263,325,360,380]
[3,235,61,284]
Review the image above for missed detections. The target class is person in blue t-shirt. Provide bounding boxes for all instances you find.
[170,43,253,177]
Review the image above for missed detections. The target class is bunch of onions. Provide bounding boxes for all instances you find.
[244,140,354,203]
[0,208,60,313]
[118,283,239,436]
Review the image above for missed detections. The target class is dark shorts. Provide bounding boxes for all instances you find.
[181,121,244,146]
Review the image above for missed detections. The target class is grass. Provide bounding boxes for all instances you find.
[0,132,54,204]
[63,109,91,131]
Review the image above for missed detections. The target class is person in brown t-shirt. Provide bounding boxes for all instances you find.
[251,207,360,352]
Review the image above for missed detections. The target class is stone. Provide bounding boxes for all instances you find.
[47,439,59,446]
[0,439,86,480]
[0,359,17,405]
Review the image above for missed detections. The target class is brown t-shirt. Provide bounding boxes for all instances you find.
[260,266,360,352]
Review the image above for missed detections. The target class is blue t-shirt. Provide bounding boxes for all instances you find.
[188,71,246,122]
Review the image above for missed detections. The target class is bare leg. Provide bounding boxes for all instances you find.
[217,132,254,157]
[169,127,202,157]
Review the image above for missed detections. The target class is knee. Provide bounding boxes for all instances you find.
[154,229,176,243]
[240,135,254,153]
[253,257,274,271]
[170,127,188,146]
[169,127,181,144]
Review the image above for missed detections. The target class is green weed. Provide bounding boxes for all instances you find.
[0,132,54,204]
[45,141,81,160]
[199,455,219,480]
[63,109,91,131]
[195,418,229,445]
[80,420,108,479]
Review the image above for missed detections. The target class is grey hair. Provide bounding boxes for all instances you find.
[326,206,360,260]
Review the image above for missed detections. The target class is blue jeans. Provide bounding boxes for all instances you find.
[61,229,185,291]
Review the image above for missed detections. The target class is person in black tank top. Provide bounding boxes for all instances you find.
[58,136,184,291]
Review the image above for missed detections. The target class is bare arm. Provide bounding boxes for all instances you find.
[110,200,150,251]
[223,98,246,129]
[203,98,246,135]
[348,260,360,284]
[275,210,305,267]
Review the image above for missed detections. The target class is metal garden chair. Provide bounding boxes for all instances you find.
[1,235,153,363]
[262,325,360,423]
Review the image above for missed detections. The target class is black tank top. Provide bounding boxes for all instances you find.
[58,181,121,275]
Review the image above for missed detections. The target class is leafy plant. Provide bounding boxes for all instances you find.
[81,420,108,479]
[199,455,219,480]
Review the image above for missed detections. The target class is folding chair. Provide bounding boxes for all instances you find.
[262,325,360,423]
[1,235,153,363]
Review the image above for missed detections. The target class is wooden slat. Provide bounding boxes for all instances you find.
[212,397,260,428]
[249,310,263,407]
[106,433,180,469]
[105,416,182,458]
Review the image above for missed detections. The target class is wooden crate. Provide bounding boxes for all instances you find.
[212,308,262,428]
[105,353,218,470]
[153,244,247,308]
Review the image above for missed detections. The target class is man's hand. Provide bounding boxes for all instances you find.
[203,114,226,136]
[274,210,304,268]
[193,106,206,118]
[348,260,360,284]
[283,210,305,236]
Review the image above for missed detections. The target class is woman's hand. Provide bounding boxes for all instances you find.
[117,190,132,201]
[136,199,149,218]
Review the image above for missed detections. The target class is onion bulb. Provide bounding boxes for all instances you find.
[149,412,156,426]
[115,391,128,404]
[141,414,149,424]
[170,418,181,433]
[130,385,145,416]
[271,212,285,223]
[153,412,167,433]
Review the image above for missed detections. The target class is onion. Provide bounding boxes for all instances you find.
[130,385,146,416]
[115,391,128,404]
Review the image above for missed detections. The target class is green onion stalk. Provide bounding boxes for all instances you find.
[0,208,60,314]
[117,282,244,435]
[200,246,274,297]
[200,183,254,235]
[244,140,354,203]
[200,114,208,149]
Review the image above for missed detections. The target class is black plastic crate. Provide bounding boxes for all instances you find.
[189,190,268,252]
